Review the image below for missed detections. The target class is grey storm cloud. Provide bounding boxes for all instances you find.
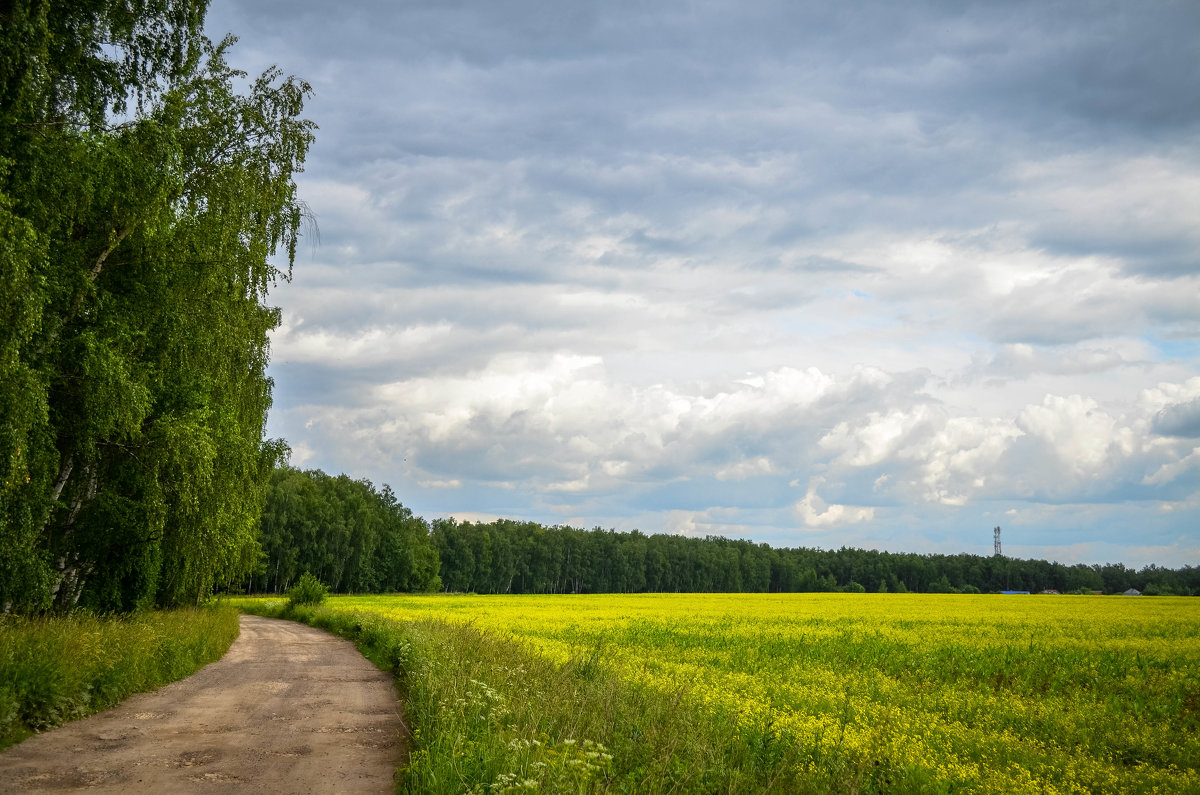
[206,0,1200,566]
[1155,398,1200,438]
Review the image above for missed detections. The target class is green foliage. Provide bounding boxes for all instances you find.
[246,467,441,595]
[0,605,238,748]
[927,575,958,594]
[427,519,1200,597]
[286,572,328,607]
[0,2,312,611]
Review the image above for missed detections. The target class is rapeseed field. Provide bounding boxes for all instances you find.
[248,593,1199,793]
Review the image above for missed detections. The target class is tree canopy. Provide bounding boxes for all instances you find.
[240,474,1199,598]
[0,0,313,611]
[247,466,441,596]
[427,519,1200,597]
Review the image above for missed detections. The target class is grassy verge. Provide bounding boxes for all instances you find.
[237,598,895,794]
[0,605,239,750]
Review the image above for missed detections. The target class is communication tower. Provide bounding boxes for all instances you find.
[993,526,1002,556]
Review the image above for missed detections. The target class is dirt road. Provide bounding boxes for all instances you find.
[0,614,405,793]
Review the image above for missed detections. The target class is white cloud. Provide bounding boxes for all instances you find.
[658,508,757,540]
[1142,448,1200,487]
[794,479,876,529]
[1015,395,1131,470]
[275,321,456,366]
[207,0,1200,565]
[418,478,462,489]
[715,456,775,482]
[287,441,317,468]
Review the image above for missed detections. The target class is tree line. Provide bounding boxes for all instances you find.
[429,519,1200,597]
[1,0,311,612]
[244,467,440,595]
[245,468,1199,598]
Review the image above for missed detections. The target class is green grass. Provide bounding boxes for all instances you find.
[0,605,239,750]
[237,598,911,794]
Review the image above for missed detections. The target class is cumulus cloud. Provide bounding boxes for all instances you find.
[715,457,775,482]
[279,342,1199,512]
[207,0,1200,565]
[1154,397,1200,439]
[967,342,1141,382]
[794,478,876,529]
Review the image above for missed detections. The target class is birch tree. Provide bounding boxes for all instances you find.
[0,0,313,610]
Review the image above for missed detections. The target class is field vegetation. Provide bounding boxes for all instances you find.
[0,605,239,749]
[238,593,1199,793]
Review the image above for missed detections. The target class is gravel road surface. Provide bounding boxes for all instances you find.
[0,614,405,793]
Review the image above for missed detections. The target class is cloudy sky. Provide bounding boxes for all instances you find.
[205,0,1200,566]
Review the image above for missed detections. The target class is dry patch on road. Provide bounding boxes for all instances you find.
[0,614,405,793]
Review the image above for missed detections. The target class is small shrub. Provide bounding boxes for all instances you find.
[287,572,329,607]
[928,575,957,594]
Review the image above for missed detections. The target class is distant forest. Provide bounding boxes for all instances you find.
[242,467,1200,598]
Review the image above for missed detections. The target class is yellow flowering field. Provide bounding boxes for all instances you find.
[322,593,1198,793]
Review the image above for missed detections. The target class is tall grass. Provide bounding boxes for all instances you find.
[0,605,239,750]
[238,598,897,793]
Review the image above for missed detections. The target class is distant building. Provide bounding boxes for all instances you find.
[1040,589,1061,595]
[1000,590,1031,595]
[1123,588,1142,596]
